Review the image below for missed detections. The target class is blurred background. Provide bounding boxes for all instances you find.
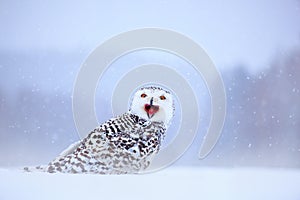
[0,0,299,168]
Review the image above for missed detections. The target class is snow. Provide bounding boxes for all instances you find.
[1,167,300,200]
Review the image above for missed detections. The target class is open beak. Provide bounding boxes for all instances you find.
[144,97,159,119]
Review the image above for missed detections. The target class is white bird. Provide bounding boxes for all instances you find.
[25,86,174,174]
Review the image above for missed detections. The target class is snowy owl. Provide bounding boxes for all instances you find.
[25,86,174,174]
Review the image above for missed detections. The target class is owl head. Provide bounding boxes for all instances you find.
[129,86,175,127]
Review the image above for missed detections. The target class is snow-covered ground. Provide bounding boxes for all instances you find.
[0,167,299,200]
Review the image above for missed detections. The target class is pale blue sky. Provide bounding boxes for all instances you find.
[0,0,300,72]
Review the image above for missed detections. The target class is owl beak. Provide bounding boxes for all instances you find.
[144,98,159,119]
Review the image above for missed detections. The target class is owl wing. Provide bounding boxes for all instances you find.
[77,113,164,173]
[45,113,164,174]
[86,113,165,158]
[58,140,82,157]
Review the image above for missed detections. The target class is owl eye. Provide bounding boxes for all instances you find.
[160,95,166,100]
[141,93,147,98]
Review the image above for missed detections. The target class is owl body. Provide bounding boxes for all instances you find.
[44,113,165,174]
[25,86,174,174]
